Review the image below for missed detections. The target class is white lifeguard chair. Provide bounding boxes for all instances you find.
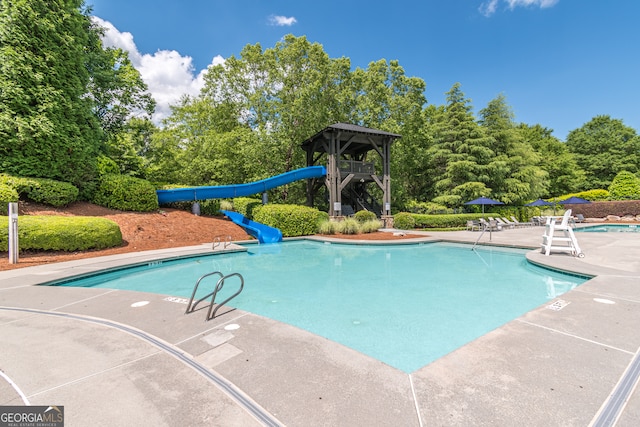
[541,209,585,258]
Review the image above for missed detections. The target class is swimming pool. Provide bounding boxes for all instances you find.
[576,224,640,232]
[51,240,588,373]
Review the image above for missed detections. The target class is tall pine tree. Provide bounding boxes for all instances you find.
[478,94,548,204]
[427,83,494,206]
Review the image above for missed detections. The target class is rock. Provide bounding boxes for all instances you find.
[606,215,621,221]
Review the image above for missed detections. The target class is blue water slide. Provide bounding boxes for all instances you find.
[156,166,327,204]
[220,210,283,243]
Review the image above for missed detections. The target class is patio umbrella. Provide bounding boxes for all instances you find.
[524,199,554,207]
[559,196,591,205]
[464,196,504,214]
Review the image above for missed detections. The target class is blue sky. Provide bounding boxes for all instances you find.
[89,0,640,141]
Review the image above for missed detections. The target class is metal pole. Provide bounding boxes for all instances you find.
[8,202,18,264]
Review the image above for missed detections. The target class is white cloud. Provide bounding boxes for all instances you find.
[480,0,559,17]
[479,0,499,17]
[268,15,297,26]
[91,16,225,124]
[507,0,559,8]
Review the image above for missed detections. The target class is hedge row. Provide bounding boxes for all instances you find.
[0,174,79,207]
[395,212,487,229]
[253,204,328,237]
[0,216,122,252]
[550,189,610,202]
[393,199,640,230]
[565,200,640,217]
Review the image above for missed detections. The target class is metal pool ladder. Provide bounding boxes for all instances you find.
[185,271,244,320]
[213,235,232,250]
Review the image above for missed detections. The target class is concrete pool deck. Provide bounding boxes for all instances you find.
[1,225,639,426]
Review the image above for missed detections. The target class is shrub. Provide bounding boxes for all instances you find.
[565,200,640,217]
[0,174,79,207]
[317,210,330,223]
[96,155,120,176]
[360,219,383,233]
[93,174,158,212]
[0,183,19,215]
[552,189,610,203]
[393,212,416,230]
[199,199,221,216]
[337,218,360,234]
[219,200,233,211]
[405,200,452,214]
[0,174,26,191]
[584,189,611,201]
[353,210,377,223]
[232,197,262,218]
[431,194,462,208]
[608,171,640,200]
[0,216,122,251]
[254,204,325,237]
[22,177,79,207]
[317,220,337,234]
[411,213,487,229]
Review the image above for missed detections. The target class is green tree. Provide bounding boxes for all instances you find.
[391,105,436,205]
[350,59,428,206]
[203,36,352,163]
[0,0,102,191]
[566,115,640,189]
[427,83,495,206]
[350,59,426,133]
[160,35,428,205]
[148,96,266,186]
[87,44,155,138]
[478,94,547,204]
[85,20,155,178]
[197,35,355,202]
[608,170,640,200]
[106,117,156,177]
[518,124,585,196]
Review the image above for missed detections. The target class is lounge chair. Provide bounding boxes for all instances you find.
[466,220,481,231]
[574,213,585,223]
[480,218,502,231]
[496,217,514,229]
[510,216,533,228]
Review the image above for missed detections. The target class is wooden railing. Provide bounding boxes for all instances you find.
[338,160,374,175]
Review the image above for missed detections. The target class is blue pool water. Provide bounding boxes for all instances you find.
[576,224,640,233]
[53,240,587,373]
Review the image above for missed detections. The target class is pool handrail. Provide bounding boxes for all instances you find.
[186,271,245,321]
